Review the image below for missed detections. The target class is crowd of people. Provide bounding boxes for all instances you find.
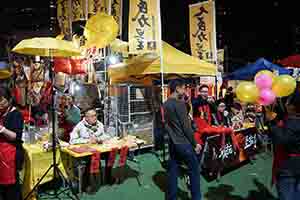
[162,79,300,200]
[0,77,300,199]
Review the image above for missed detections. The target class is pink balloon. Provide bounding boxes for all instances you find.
[258,89,276,105]
[255,74,273,89]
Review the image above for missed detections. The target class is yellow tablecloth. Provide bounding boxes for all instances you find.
[21,144,66,200]
[21,136,145,199]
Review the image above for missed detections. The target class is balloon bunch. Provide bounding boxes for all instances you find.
[236,70,297,105]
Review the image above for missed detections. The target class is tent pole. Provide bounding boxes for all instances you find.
[212,0,218,99]
[157,0,164,102]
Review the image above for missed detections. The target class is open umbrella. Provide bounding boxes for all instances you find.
[12,37,81,57]
[224,58,291,80]
[84,12,118,49]
[11,37,80,200]
[278,54,300,68]
[0,70,12,79]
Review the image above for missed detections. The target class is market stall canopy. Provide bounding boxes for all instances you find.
[110,39,129,54]
[278,54,300,68]
[224,58,291,80]
[12,37,81,57]
[108,41,217,83]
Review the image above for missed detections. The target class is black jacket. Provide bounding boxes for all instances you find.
[270,117,300,176]
[2,109,24,171]
[163,98,196,148]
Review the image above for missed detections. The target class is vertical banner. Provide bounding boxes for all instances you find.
[71,0,84,22]
[88,0,110,14]
[189,1,217,63]
[88,0,101,14]
[57,0,71,36]
[128,0,161,54]
[111,0,122,36]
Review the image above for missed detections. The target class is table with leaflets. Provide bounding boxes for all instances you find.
[60,135,145,194]
[21,135,145,199]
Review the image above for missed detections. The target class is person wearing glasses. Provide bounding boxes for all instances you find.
[192,84,215,129]
[69,108,111,144]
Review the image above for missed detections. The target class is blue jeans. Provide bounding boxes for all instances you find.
[167,143,201,200]
[276,175,300,200]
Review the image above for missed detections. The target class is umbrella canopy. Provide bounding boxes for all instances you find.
[108,41,216,83]
[224,58,291,80]
[0,70,12,79]
[84,12,118,49]
[12,37,81,57]
[278,54,300,68]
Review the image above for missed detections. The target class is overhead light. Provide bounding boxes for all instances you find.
[107,55,119,65]
[75,84,80,91]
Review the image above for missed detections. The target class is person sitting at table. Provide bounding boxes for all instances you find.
[69,108,112,144]
[212,99,232,127]
[60,95,81,141]
[0,87,24,200]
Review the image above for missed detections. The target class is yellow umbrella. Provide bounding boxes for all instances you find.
[12,37,81,57]
[0,70,12,79]
[84,12,118,49]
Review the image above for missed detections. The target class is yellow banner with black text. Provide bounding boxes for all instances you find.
[128,0,161,54]
[189,1,216,63]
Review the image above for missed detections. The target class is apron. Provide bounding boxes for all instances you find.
[0,110,17,185]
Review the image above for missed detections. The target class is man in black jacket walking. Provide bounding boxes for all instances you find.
[163,79,202,200]
[268,92,300,200]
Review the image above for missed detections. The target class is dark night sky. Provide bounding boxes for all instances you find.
[0,0,299,71]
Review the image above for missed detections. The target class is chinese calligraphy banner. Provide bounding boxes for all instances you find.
[57,0,71,36]
[128,0,161,54]
[189,1,217,63]
[88,0,110,15]
[71,0,85,22]
[111,0,122,36]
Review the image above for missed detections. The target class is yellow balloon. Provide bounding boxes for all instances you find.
[272,75,296,97]
[255,70,275,80]
[236,81,259,103]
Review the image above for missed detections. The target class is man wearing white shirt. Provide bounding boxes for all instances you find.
[69,108,111,144]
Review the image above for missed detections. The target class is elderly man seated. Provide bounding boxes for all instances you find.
[69,108,111,144]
